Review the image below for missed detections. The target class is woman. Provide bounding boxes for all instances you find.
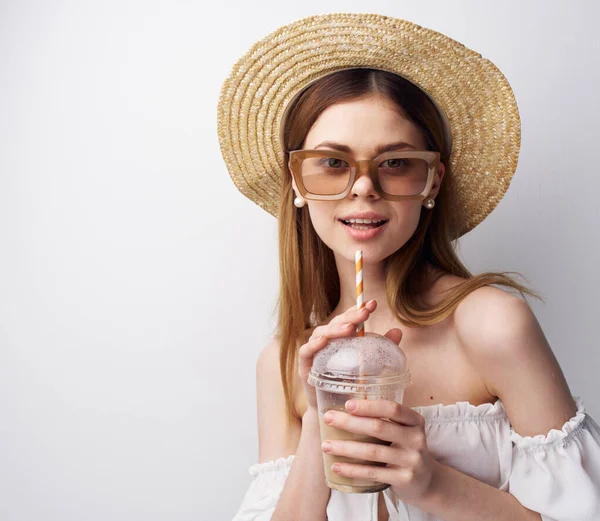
[217,13,600,521]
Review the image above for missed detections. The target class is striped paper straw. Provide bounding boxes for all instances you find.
[355,250,367,400]
[355,250,365,337]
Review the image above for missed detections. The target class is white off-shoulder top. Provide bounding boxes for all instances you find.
[231,396,600,521]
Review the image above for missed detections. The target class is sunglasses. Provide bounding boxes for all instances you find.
[288,149,440,201]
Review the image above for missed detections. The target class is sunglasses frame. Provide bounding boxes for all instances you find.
[288,149,441,201]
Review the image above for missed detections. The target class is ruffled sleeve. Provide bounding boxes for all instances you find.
[231,455,295,521]
[508,397,600,521]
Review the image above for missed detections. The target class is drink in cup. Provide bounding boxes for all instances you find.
[308,332,411,493]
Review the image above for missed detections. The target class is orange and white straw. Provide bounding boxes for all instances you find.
[356,250,367,397]
[355,250,365,336]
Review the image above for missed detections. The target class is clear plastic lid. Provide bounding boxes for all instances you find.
[307,333,411,394]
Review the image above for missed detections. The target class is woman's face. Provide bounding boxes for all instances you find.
[292,95,445,264]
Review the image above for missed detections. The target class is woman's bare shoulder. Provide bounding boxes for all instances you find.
[452,282,532,364]
[455,283,525,320]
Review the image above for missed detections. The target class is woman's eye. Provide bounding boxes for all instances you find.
[383,158,405,168]
[326,158,344,168]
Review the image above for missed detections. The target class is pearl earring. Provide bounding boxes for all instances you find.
[294,196,306,208]
[424,198,435,209]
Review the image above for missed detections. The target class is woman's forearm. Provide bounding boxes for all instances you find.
[271,408,330,521]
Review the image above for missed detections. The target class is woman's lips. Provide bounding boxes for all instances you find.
[339,219,388,240]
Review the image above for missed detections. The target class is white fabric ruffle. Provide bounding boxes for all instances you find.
[232,455,294,521]
[508,397,600,521]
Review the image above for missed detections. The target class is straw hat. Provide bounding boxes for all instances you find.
[217,13,521,238]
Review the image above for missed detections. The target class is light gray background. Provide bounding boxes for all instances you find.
[1,1,598,520]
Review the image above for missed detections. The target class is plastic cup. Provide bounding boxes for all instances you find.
[307,332,411,493]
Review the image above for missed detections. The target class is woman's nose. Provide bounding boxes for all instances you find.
[349,164,380,199]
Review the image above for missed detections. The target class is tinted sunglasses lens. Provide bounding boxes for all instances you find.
[377,157,429,196]
[300,156,351,195]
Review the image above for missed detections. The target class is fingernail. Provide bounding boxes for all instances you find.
[343,323,354,329]
[322,441,332,452]
[367,299,376,306]
[324,411,335,423]
[345,400,357,411]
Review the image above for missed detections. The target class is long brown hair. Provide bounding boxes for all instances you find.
[274,68,541,430]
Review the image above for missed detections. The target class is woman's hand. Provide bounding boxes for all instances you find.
[298,299,376,413]
[297,299,403,413]
[320,398,440,503]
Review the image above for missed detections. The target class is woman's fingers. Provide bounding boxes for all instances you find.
[322,439,413,467]
[329,298,377,325]
[310,320,357,342]
[299,323,356,377]
[298,335,329,386]
[309,299,377,341]
[300,299,381,386]
[298,334,328,363]
[384,327,403,345]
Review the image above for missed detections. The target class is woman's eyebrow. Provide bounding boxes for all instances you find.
[314,141,417,154]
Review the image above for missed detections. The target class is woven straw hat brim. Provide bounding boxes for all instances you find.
[217,13,521,238]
